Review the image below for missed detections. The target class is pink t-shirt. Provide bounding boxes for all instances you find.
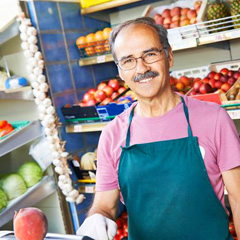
[96,95,240,211]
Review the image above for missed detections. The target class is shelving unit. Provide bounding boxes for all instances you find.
[0,176,56,227]
[65,121,108,133]
[79,54,113,67]
[80,0,142,15]
[0,120,42,157]
[0,87,33,100]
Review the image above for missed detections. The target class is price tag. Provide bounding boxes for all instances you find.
[74,124,82,132]
[214,34,226,41]
[85,186,95,193]
[227,110,240,119]
[97,55,106,63]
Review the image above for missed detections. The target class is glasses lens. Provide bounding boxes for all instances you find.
[119,58,136,70]
[143,51,161,64]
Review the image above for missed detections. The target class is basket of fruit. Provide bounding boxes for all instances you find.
[76,28,112,58]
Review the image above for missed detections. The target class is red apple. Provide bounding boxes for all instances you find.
[163,17,172,25]
[179,76,190,86]
[170,21,179,28]
[82,92,95,103]
[154,14,164,25]
[180,19,190,27]
[190,17,197,24]
[189,89,197,96]
[170,7,182,17]
[97,82,107,90]
[172,15,180,22]
[194,1,202,10]
[220,75,228,83]
[214,80,223,89]
[221,83,231,92]
[163,24,170,29]
[85,99,97,106]
[180,15,188,21]
[181,8,190,16]
[14,208,48,240]
[170,76,176,85]
[108,79,120,91]
[193,80,202,91]
[101,97,111,105]
[111,91,119,100]
[162,9,171,18]
[220,68,229,76]
[208,71,216,79]
[102,86,114,97]
[187,9,197,19]
[199,83,213,94]
[193,77,202,82]
[87,88,96,95]
[228,70,235,77]
[118,87,127,94]
[94,90,107,102]
[208,79,216,89]
[213,73,222,81]
[202,77,210,83]
[227,77,236,86]
[233,72,240,80]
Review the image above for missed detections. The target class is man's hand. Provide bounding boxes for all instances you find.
[76,213,117,240]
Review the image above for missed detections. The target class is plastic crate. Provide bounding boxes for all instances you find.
[0,121,30,140]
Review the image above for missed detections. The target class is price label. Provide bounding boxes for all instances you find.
[227,110,240,119]
[85,186,95,193]
[97,55,106,63]
[74,124,82,132]
[214,34,226,41]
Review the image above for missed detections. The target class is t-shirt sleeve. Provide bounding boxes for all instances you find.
[95,126,119,192]
[215,108,240,172]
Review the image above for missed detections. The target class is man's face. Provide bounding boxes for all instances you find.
[114,24,173,100]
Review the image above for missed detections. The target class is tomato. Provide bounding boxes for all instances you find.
[0,120,7,128]
[229,223,236,236]
[121,211,128,219]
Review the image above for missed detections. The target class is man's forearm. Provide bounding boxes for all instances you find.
[230,199,240,238]
[88,206,117,221]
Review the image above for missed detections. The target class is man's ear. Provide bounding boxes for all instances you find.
[168,47,174,68]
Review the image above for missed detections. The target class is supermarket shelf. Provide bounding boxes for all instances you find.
[66,121,108,133]
[0,86,33,100]
[79,54,114,66]
[0,176,56,227]
[81,0,142,15]
[0,120,43,157]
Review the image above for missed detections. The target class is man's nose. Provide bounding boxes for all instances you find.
[135,58,150,74]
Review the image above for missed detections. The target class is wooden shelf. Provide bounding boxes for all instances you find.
[81,0,142,15]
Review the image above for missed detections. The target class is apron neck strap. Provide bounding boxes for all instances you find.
[125,96,193,147]
[180,96,193,137]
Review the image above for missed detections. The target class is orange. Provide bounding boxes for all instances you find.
[95,31,104,42]
[85,46,95,56]
[104,40,110,52]
[86,33,96,46]
[103,28,112,40]
[76,36,86,48]
[94,45,105,54]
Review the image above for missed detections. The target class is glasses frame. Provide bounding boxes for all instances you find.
[116,47,167,71]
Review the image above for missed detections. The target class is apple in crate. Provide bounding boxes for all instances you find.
[221,83,231,93]
[14,207,48,240]
[97,82,107,91]
[108,79,120,91]
[199,83,213,94]
[83,92,95,103]
[162,9,171,18]
[220,68,229,76]
[94,90,107,102]
[87,88,96,95]
[103,86,114,97]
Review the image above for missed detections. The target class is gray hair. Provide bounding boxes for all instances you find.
[109,17,171,62]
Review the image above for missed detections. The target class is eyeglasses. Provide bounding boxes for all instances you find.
[116,48,167,71]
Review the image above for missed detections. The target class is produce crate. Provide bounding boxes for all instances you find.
[0,121,30,141]
[222,79,240,108]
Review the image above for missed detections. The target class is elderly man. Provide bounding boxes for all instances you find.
[77,17,240,240]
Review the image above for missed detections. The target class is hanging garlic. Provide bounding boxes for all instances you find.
[39,83,49,92]
[46,106,55,115]
[20,33,28,41]
[27,27,37,36]
[55,166,64,175]
[38,60,45,69]
[34,51,43,60]
[19,24,28,33]
[76,194,86,204]
[28,35,37,44]
[21,42,29,50]
[42,98,52,107]
[37,75,46,84]
[29,44,38,53]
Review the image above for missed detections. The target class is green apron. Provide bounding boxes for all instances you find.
[118,97,232,240]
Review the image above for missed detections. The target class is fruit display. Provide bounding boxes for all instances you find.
[230,0,240,29]
[76,27,112,57]
[0,120,14,138]
[114,211,128,240]
[14,207,48,240]
[206,0,231,32]
[153,1,202,29]
[187,67,240,96]
[229,221,238,239]
[80,79,136,106]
